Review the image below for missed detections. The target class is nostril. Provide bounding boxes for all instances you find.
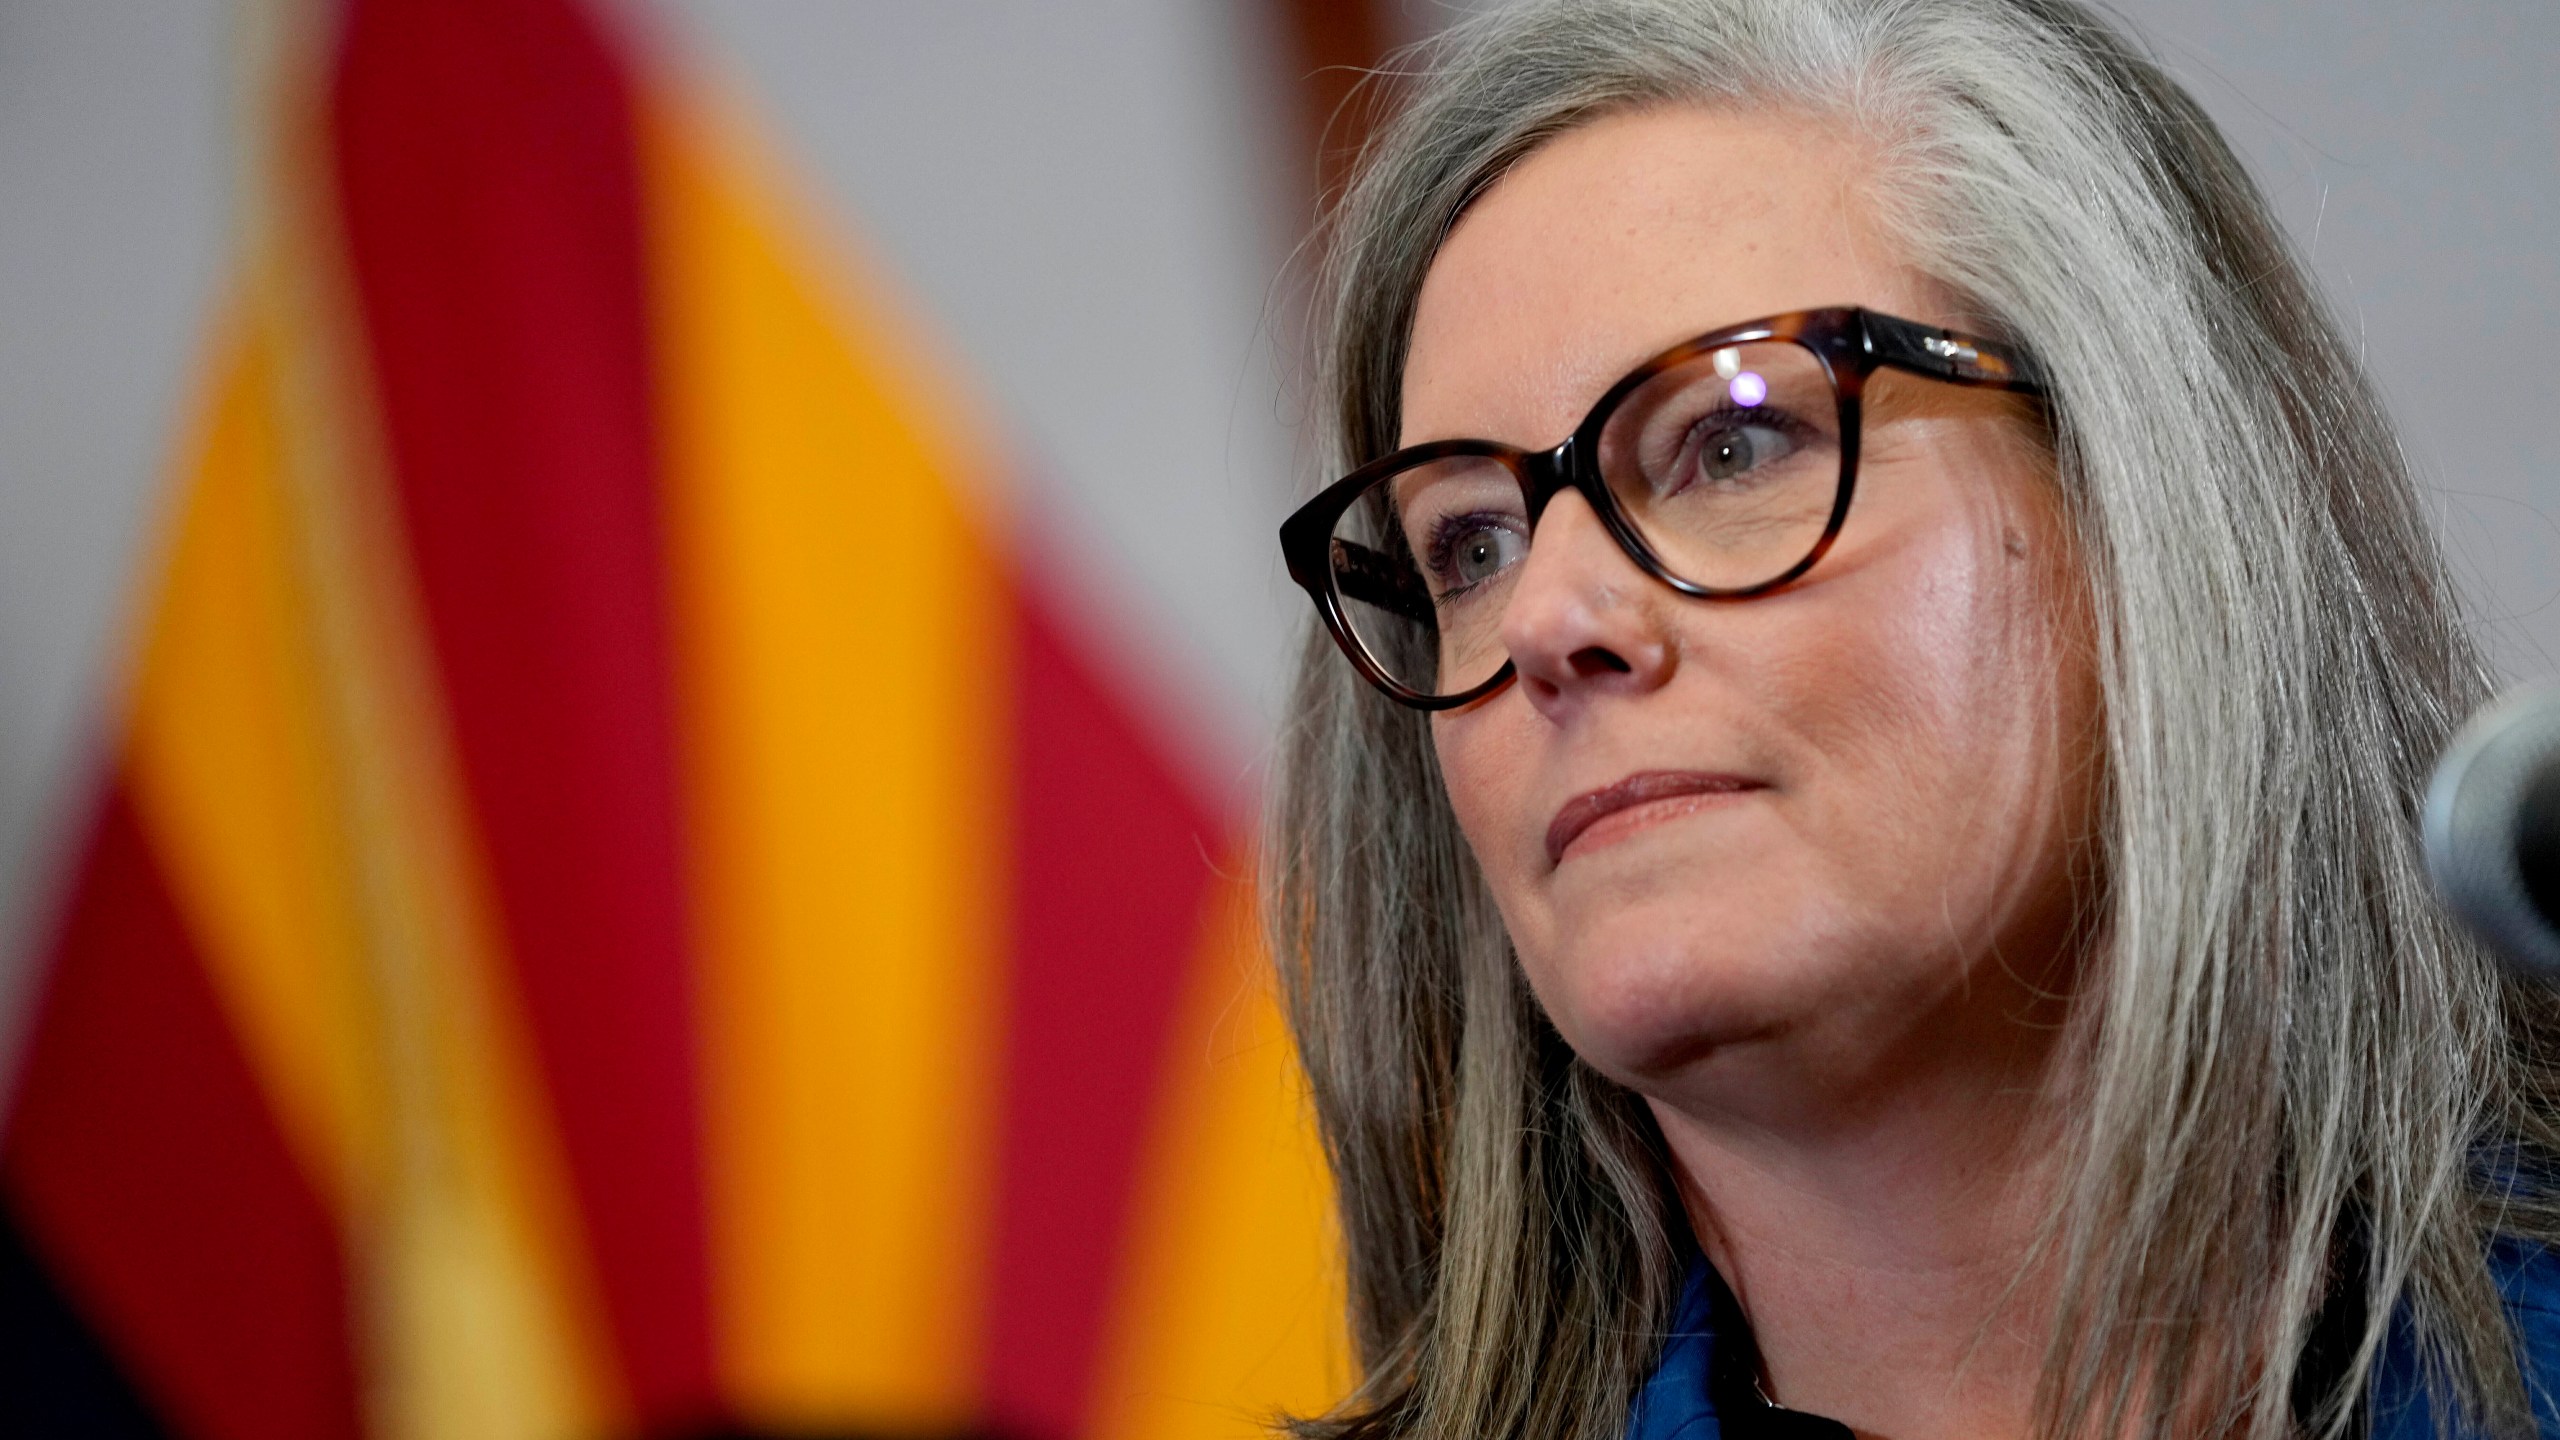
[1568,645,1632,678]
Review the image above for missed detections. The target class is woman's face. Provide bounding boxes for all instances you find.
[1410,106,2099,1122]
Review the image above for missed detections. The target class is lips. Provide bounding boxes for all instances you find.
[1546,770,1763,865]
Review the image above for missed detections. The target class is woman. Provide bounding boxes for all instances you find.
[1266,2,2560,1437]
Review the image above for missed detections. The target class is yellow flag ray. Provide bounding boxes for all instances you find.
[644,91,1006,1430]
[123,285,630,1440]
[125,309,384,1220]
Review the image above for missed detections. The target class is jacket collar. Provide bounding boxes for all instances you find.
[1624,1260,1853,1439]
[1621,1238,2504,1440]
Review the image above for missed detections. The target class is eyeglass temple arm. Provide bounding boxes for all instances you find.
[1329,538,1437,625]
[1860,312,2045,395]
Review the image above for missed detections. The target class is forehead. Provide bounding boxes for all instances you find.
[1401,104,1927,448]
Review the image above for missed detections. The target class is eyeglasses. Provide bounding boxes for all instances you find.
[1280,307,2044,710]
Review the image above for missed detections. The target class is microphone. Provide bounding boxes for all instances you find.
[2425,684,2560,976]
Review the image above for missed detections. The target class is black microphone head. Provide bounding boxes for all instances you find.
[2425,683,2560,977]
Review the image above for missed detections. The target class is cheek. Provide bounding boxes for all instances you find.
[1431,702,1591,1004]
[1833,547,2020,779]
[1432,709,1537,895]
[1784,506,2092,956]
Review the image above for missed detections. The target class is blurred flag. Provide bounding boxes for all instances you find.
[0,1,1346,1438]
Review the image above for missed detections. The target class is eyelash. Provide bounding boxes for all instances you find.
[1686,399,1812,449]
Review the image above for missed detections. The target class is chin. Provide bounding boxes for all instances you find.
[1526,894,1837,1085]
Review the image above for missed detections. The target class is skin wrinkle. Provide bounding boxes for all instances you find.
[1405,107,2101,1438]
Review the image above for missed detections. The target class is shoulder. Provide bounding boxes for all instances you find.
[2495,1238,2560,1433]
[2493,1236,2560,1326]
[2372,1238,2560,1439]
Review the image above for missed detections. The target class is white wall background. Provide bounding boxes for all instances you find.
[0,1,235,1040]
[2124,0,2560,679]
[1,0,2554,1042]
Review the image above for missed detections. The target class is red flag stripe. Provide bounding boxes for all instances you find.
[985,568,1228,1439]
[2,785,363,1440]
[327,0,717,1420]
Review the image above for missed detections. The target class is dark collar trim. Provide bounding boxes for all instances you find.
[1695,1263,1857,1439]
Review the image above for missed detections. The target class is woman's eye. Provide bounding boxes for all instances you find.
[1434,517,1527,591]
[1683,417,1802,487]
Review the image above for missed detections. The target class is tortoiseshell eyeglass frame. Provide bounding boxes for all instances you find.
[1279,306,2047,711]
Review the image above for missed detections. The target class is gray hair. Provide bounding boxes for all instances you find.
[1265,2,2560,1437]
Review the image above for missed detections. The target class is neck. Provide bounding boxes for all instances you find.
[1648,1021,2064,1440]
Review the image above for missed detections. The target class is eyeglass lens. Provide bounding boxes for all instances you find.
[1324,338,1845,699]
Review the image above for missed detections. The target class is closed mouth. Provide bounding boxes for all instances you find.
[1546,770,1764,865]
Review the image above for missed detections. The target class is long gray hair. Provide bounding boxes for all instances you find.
[1265,2,2560,1437]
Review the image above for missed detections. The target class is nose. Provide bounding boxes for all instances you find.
[1497,489,1677,720]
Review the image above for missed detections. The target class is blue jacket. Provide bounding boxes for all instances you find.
[1627,1242,2560,1439]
